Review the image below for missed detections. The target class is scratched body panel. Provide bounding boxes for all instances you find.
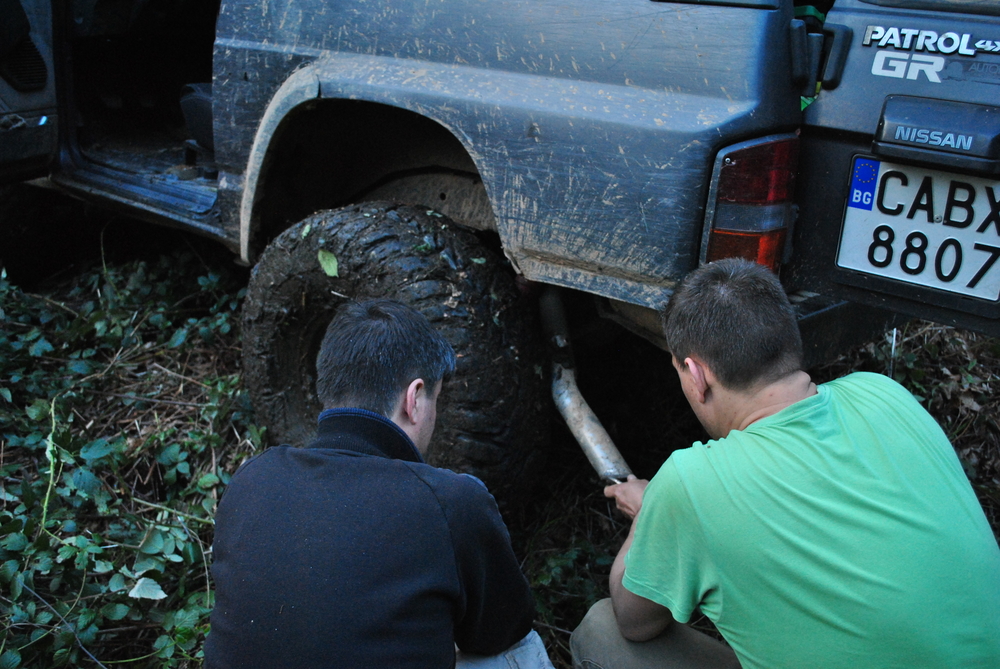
[215,0,798,306]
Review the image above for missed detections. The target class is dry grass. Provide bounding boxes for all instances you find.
[79,338,257,504]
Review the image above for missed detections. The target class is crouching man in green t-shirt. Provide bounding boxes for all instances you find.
[571,258,1000,669]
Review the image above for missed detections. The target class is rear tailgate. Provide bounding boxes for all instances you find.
[788,0,1000,335]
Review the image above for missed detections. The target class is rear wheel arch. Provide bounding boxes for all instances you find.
[237,81,547,505]
[240,87,498,263]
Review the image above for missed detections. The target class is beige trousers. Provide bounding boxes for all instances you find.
[570,599,741,669]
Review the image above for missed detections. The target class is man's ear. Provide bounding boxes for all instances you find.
[399,378,427,426]
[684,356,711,404]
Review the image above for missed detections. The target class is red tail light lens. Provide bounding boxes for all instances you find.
[704,136,800,272]
[706,229,786,269]
[717,139,799,205]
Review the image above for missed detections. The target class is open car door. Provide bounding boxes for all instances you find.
[0,0,56,183]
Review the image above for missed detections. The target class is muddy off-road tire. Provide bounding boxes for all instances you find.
[242,202,548,502]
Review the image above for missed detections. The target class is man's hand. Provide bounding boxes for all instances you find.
[604,475,648,519]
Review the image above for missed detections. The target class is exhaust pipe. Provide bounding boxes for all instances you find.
[540,288,633,485]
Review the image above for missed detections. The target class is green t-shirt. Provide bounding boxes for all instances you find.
[623,372,1000,669]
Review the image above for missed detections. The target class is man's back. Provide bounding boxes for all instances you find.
[205,410,534,669]
[624,372,1000,668]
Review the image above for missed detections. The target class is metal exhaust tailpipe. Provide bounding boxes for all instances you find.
[540,288,633,485]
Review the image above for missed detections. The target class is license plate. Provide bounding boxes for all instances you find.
[837,157,1000,302]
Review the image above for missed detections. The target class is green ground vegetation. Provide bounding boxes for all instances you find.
[0,249,259,667]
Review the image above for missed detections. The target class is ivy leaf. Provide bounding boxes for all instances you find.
[0,559,19,581]
[28,337,54,357]
[176,626,198,651]
[35,554,54,573]
[101,603,131,621]
[77,608,97,631]
[80,438,114,463]
[157,443,182,465]
[0,649,22,669]
[197,473,220,489]
[153,634,174,658]
[68,360,91,374]
[71,468,102,496]
[180,541,204,565]
[317,250,339,277]
[93,560,115,574]
[138,529,165,555]
[134,554,165,575]
[57,544,77,563]
[0,519,24,537]
[109,573,127,593]
[129,577,167,600]
[0,387,10,402]
[172,608,201,630]
[0,533,28,552]
[168,328,188,348]
[25,399,49,422]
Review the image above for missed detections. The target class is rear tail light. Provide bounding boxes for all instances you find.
[702,135,800,272]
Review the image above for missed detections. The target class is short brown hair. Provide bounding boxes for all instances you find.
[662,258,802,390]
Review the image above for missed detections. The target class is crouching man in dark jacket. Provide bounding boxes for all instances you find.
[206,299,552,669]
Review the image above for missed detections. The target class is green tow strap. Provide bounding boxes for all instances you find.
[794,4,827,23]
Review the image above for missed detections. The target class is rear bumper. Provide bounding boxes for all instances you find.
[787,129,1000,338]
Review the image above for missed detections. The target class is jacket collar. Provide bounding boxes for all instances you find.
[309,408,423,463]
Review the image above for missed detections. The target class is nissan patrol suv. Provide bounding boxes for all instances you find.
[1,0,996,494]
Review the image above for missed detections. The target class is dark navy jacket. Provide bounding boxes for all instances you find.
[205,408,534,668]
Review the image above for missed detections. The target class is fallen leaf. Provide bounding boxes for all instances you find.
[318,250,339,277]
[128,577,167,600]
[960,394,982,412]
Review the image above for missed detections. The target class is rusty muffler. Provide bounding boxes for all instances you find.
[540,287,633,485]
